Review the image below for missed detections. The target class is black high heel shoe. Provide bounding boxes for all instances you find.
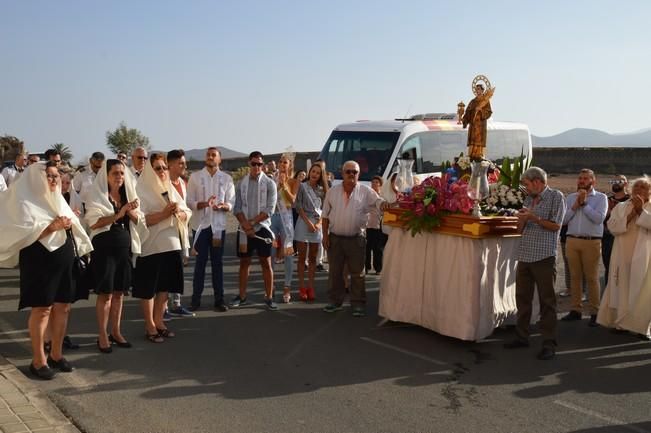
[109,334,132,348]
[97,340,113,354]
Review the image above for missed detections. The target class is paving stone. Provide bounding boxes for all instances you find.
[0,422,29,433]
[17,413,44,423]
[0,415,21,424]
[24,419,50,430]
[0,409,11,417]
[4,397,28,408]
[8,406,37,415]
[30,429,56,433]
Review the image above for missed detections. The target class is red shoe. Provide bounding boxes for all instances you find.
[298,287,308,301]
[307,287,316,301]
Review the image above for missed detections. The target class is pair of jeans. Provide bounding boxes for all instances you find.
[191,227,225,307]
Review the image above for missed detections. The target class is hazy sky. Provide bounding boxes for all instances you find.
[2,0,650,161]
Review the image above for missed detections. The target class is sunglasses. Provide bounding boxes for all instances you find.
[344,169,359,175]
[250,162,264,167]
[46,174,60,180]
[608,180,626,185]
[135,156,148,160]
[154,165,168,172]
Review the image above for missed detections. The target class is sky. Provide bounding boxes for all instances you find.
[2,0,650,162]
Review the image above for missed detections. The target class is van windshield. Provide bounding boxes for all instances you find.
[318,130,400,181]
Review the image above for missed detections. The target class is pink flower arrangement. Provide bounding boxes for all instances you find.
[398,173,473,235]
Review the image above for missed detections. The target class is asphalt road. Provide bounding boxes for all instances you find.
[0,233,650,433]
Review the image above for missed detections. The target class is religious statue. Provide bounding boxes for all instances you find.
[462,75,494,160]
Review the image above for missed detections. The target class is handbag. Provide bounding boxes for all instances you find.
[67,229,92,300]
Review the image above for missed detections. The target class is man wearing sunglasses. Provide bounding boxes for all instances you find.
[231,151,278,310]
[321,160,387,317]
[73,151,105,204]
[130,147,148,178]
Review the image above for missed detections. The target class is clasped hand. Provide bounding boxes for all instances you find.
[50,216,72,232]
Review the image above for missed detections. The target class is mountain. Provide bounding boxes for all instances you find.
[532,128,651,147]
[184,146,247,161]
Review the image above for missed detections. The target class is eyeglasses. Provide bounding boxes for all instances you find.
[250,162,264,167]
[135,156,148,161]
[344,169,359,175]
[608,179,626,185]
[46,174,60,180]
[117,155,127,160]
[154,165,168,172]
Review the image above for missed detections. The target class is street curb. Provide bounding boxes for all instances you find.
[0,354,81,433]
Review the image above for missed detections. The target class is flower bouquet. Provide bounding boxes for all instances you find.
[397,173,474,236]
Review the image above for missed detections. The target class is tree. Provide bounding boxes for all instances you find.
[0,135,25,163]
[50,143,73,164]
[105,122,150,155]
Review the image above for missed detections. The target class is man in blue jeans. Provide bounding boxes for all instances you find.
[186,147,235,312]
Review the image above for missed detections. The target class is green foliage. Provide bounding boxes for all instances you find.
[399,209,446,236]
[0,135,25,162]
[231,166,250,183]
[105,122,150,155]
[499,148,532,189]
[50,143,73,164]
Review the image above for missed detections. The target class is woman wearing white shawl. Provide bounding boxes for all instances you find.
[0,162,93,380]
[597,177,651,338]
[134,153,191,343]
[85,159,147,353]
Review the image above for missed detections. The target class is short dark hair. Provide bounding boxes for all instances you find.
[249,151,263,160]
[45,161,58,169]
[149,152,167,164]
[167,149,185,162]
[372,175,384,185]
[44,149,61,160]
[91,151,105,161]
[207,146,221,155]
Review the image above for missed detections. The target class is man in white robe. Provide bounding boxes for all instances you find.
[597,177,651,338]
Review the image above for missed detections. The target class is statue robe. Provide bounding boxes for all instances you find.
[462,97,492,160]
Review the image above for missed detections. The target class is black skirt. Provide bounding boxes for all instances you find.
[19,237,75,310]
[91,225,132,294]
[132,250,184,299]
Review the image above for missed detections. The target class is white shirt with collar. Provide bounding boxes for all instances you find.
[322,183,382,237]
[0,173,7,192]
[2,165,23,186]
[130,166,143,178]
[187,167,235,233]
[73,168,98,203]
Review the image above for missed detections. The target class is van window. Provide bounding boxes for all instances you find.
[319,130,400,181]
[486,130,530,161]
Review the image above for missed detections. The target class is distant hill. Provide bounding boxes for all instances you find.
[184,146,247,161]
[532,128,651,147]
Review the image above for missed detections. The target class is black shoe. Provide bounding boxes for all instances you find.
[47,356,74,372]
[30,363,56,380]
[316,264,326,272]
[97,340,113,354]
[537,346,556,360]
[503,339,530,349]
[62,335,80,350]
[561,310,582,321]
[214,302,229,312]
[188,304,200,312]
[588,315,599,327]
[109,334,132,348]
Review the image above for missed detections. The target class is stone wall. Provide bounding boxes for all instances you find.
[533,147,651,175]
[187,151,321,173]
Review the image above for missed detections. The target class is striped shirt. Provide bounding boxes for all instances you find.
[322,183,381,237]
[517,186,566,263]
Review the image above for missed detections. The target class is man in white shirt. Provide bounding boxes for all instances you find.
[187,147,235,312]
[321,160,386,317]
[0,172,6,192]
[73,152,104,205]
[130,147,148,178]
[2,153,26,186]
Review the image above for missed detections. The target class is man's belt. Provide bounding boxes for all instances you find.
[567,235,601,240]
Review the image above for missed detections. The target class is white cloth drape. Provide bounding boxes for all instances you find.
[379,229,521,341]
[0,163,93,268]
[84,161,148,258]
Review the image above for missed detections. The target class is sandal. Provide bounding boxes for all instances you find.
[282,287,291,303]
[145,333,164,343]
[156,328,176,338]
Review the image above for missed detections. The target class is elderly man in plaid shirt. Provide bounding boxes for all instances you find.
[504,167,566,360]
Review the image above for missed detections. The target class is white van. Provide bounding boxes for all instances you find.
[318,113,532,182]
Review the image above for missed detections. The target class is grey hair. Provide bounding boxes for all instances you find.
[343,160,360,170]
[632,175,651,190]
[521,167,547,184]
